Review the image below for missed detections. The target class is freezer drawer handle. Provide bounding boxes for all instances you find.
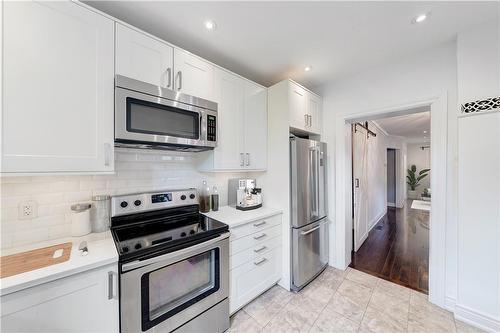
[300,225,321,236]
[254,245,267,253]
[253,233,266,240]
[254,258,267,265]
[253,221,266,227]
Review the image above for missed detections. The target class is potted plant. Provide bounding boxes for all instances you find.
[407,165,430,199]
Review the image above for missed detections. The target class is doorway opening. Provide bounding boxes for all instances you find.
[348,110,432,294]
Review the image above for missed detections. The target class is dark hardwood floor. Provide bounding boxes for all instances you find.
[349,201,429,294]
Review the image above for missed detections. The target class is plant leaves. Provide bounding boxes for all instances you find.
[419,169,430,175]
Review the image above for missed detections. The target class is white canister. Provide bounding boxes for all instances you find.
[71,203,92,237]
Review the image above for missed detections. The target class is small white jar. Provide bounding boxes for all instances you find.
[71,203,92,237]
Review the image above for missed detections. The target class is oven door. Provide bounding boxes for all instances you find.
[115,87,216,149]
[120,233,229,333]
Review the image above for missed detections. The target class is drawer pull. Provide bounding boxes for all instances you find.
[254,245,267,253]
[253,233,266,240]
[254,258,267,266]
[253,221,266,227]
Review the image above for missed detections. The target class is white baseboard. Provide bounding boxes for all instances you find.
[444,296,456,312]
[368,208,387,232]
[454,303,500,333]
[387,202,396,207]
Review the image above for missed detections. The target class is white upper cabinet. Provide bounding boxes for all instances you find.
[243,81,268,170]
[210,69,246,170]
[115,24,214,101]
[2,1,115,173]
[307,92,322,134]
[289,84,308,130]
[199,69,267,171]
[286,80,322,135]
[115,23,174,89]
[174,49,215,101]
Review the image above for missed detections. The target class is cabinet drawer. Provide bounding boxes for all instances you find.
[230,214,282,240]
[229,246,281,314]
[230,224,281,255]
[230,235,281,270]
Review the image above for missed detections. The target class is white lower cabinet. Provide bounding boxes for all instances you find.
[229,214,282,314]
[1,264,119,332]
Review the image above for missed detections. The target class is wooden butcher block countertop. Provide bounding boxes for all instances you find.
[0,242,72,278]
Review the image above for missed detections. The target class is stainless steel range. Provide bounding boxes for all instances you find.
[110,189,230,333]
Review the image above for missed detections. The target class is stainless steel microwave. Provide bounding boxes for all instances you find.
[115,75,217,151]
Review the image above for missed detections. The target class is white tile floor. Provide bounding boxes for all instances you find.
[228,267,484,333]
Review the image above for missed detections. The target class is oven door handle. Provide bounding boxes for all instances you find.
[121,233,229,273]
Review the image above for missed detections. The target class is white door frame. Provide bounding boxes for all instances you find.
[333,94,448,307]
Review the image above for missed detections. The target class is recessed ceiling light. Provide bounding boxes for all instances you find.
[304,66,312,72]
[204,20,217,31]
[412,12,430,24]
[423,130,427,134]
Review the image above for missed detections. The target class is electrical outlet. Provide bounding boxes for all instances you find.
[18,201,38,220]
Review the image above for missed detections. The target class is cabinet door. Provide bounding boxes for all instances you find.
[229,246,281,314]
[243,82,267,170]
[174,48,215,101]
[211,68,245,170]
[1,264,119,332]
[115,23,174,88]
[288,82,308,131]
[2,1,114,173]
[307,92,322,134]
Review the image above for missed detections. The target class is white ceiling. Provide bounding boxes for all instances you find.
[85,1,498,88]
[374,111,431,141]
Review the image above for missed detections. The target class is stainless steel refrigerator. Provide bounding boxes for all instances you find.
[290,137,328,291]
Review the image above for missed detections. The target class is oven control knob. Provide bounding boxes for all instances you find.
[120,201,128,208]
[134,200,142,206]
[189,194,196,200]
[189,230,195,235]
[122,246,129,253]
[180,232,187,237]
[180,195,186,200]
[134,243,142,250]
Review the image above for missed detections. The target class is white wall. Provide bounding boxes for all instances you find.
[455,17,500,330]
[0,149,245,250]
[319,40,459,308]
[407,143,431,197]
[457,20,500,104]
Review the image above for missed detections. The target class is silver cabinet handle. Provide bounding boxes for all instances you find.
[104,143,111,167]
[301,225,321,236]
[177,71,182,90]
[253,221,266,227]
[108,271,117,300]
[304,114,308,127]
[246,153,250,166]
[253,233,266,240]
[254,258,267,265]
[240,153,244,166]
[309,115,312,127]
[166,67,172,88]
[254,245,267,253]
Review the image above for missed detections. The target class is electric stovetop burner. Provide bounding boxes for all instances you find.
[110,189,228,262]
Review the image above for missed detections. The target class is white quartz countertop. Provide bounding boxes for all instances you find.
[0,231,118,296]
[203,206,282,228]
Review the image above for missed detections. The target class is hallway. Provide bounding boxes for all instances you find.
[350,201,429,294]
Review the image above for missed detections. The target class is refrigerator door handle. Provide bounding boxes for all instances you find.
[309,146,320,218]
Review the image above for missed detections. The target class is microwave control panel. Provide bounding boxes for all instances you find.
[207,115,217,142]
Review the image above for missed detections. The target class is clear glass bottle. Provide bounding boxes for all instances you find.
[200,180,211,213]
[211,186,219,211]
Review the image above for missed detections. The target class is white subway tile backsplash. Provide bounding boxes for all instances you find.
[1,149,246,249]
